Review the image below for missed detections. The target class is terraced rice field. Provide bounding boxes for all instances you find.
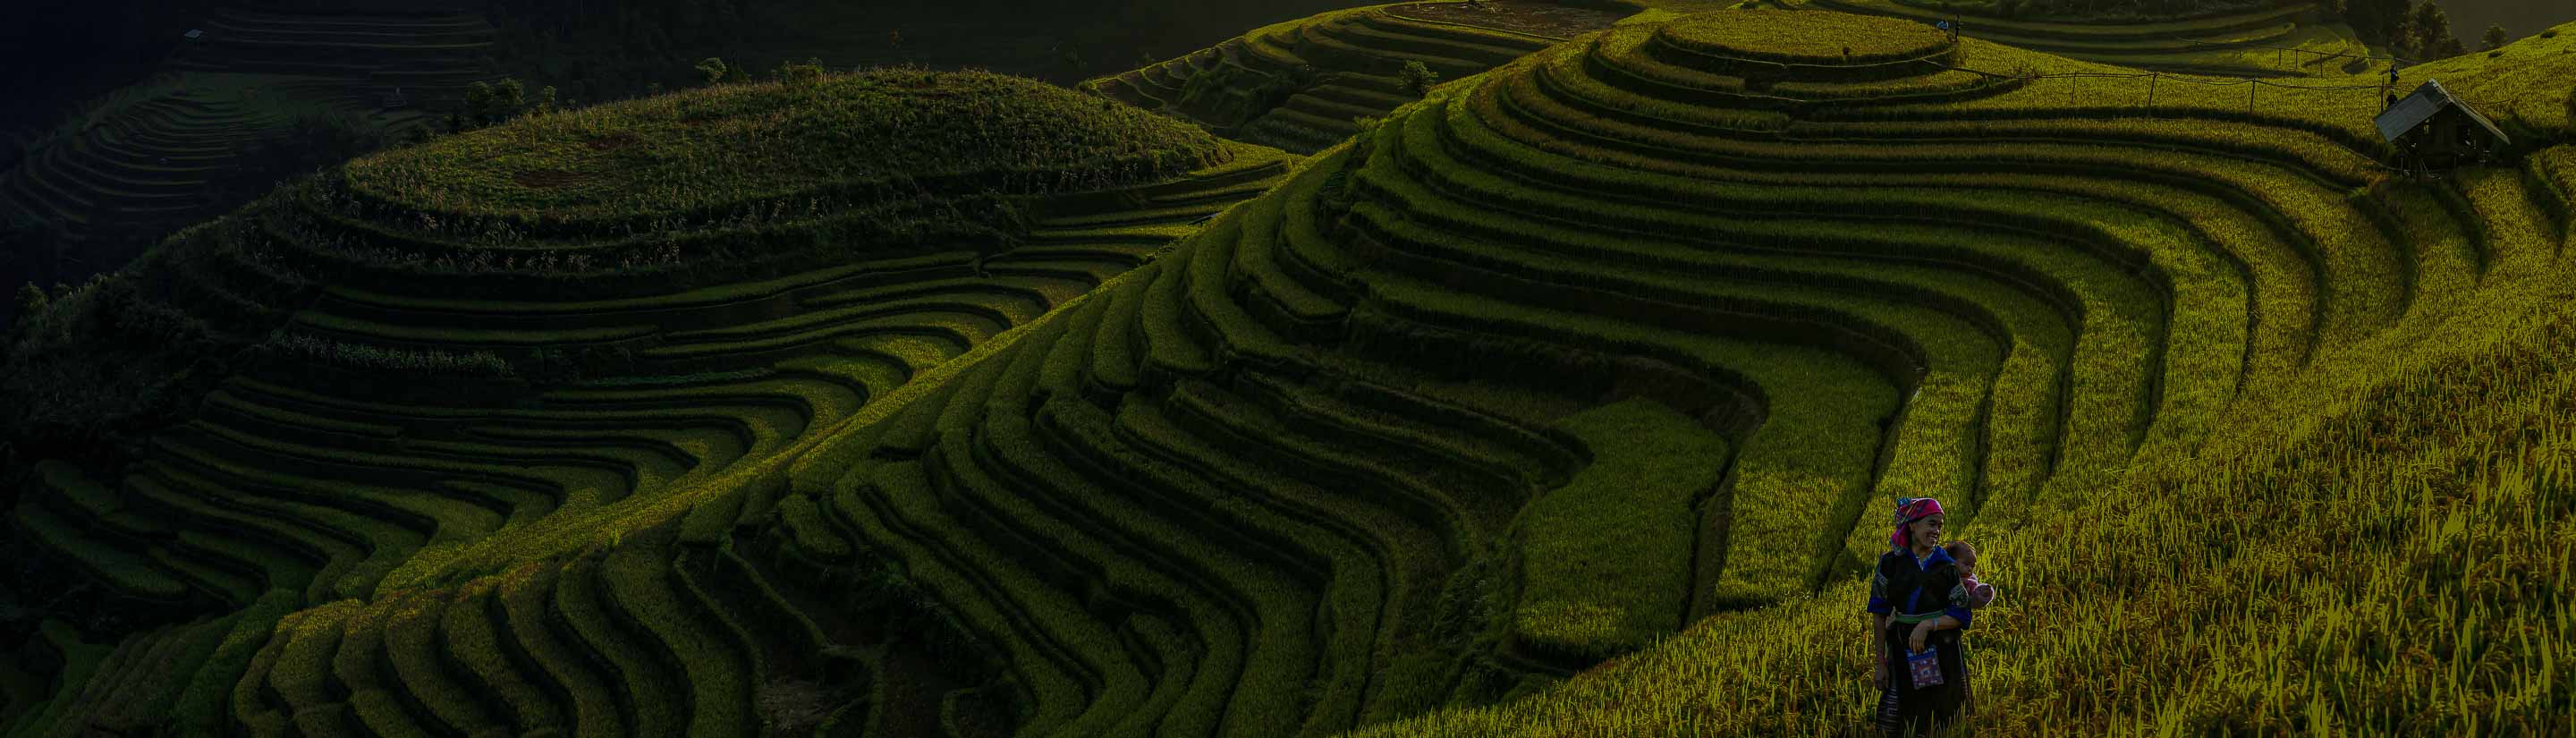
[1081,1,1623,153]
[6,5,2573,738]
[168,7,506,118]
[1,72,1309,737]
[1,76,277,252]
[0,8,505,284]
[1811,0,2378,76]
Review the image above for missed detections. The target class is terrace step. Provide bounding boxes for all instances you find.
[1283,92,1390,127]
[13,498,194,600]
[1302,81,1417,112]
[1035,201,1234,229]
[1327,15,1541,67]
[1292,21,1491,79]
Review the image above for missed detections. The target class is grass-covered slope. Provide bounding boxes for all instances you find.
[750,7,2569,734]
[0,68,1295,737]
[1080,1,1624,153]
[1320,13,2576,736]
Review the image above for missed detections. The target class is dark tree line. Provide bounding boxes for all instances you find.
[2335,0,2467,60]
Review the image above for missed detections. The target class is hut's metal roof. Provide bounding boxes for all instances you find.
[2374,80,2509,145]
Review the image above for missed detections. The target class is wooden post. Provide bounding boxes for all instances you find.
[2147,73,2157,107]
[2248,81,2257,113]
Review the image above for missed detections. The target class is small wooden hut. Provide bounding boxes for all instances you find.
[2374,80,2511,176]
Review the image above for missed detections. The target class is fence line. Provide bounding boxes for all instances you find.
[2179,38,2418,70]
[1903,55,2473,119]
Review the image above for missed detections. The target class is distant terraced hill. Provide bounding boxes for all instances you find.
[0,5,507,301]
[0,69,1299,736]
[0,74,294,266]
[1082,1,1628,153]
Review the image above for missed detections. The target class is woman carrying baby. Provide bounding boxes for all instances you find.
[1866,496,1976,736]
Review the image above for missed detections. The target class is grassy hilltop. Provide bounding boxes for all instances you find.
[4,2,2574,737]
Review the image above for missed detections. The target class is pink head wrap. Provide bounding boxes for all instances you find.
[1890,496,1945,552]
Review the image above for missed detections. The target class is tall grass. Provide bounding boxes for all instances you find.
[255,329,515,377]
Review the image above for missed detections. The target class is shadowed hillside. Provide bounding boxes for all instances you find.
[0,69,1304,736]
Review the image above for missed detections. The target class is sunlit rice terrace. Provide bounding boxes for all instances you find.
[2,3,2572,736]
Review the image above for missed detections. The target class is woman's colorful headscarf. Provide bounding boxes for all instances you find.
[1890,496,1945,552]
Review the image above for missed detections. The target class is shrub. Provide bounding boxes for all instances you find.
[2481,24,2510,51]
[466,79,529,128]
[696,56,731,86]
[1400,60,1441,95]
[777,57,826,88]
[12,283,46,328]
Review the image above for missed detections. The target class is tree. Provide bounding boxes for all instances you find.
[1399,60,1440,95]
[12,283,47,330]
[2402,1,2463,59]
[777,57,825,88]
[491,79,526,122]
[695,56,730,86]
[462,82,492,125]
[2481,24,2510,51]
[2340,0,2411,47]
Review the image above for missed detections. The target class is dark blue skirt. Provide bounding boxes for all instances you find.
[1877,618,1967,737]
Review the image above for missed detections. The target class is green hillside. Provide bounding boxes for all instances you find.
[4,3,2573,737]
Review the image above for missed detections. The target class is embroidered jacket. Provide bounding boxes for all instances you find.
[1865,547,1977,628]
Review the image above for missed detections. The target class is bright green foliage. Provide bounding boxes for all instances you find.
[1512,398,1723,661]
